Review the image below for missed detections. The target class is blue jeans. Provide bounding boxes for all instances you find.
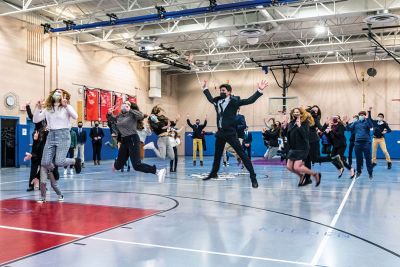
[354,141,373,174]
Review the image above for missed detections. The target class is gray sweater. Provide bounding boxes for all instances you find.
[107,110,144,138]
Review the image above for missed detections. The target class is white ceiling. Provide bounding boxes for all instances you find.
[3,0,400,72]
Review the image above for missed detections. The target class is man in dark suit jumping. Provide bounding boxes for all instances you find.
[202,80,268,188]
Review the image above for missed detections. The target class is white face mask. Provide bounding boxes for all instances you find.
[52,92,62,101]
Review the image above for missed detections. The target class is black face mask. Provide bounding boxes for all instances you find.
[196,122,200,125]
[220,92,227,98]
[95,124,99,127]
[332,119,338,124]
[78,125,83,128]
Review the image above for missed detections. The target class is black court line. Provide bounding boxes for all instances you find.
[60,189,400,261]
[0,194,179,267]
[3,189,400,266]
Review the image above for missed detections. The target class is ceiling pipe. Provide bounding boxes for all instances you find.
[50,0,300,33]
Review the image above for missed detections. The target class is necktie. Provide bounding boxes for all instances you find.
[218,99,225,128]
[219,99,225,114]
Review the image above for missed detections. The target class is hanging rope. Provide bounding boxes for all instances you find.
[351,49,362,84]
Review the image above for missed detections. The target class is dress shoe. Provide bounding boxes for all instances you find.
[203,173,218,181]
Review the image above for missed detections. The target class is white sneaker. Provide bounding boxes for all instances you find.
[144,142,155,150]
[37,198,46,203]
[69,169,74,175]
[58,195,64,202]
[63,169,68,176]
[156,168,166,183]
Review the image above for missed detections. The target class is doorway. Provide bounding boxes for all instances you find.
[1,118,18,168]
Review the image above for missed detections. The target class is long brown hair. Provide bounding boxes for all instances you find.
[290,107,315,126]
[45,89,71,110]
[130,102,147,130]
[150,105,169,126]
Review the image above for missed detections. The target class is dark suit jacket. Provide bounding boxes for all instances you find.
[203,89,262,133]
[89,127,104,144]
[243,132,253,145]
[74,128,87,144]
[236,114,247,138]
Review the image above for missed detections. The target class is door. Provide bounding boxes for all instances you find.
[1,119,17,167]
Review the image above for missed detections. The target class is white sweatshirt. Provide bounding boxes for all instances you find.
[33,104,78,130]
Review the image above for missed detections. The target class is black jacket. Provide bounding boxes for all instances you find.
[90,127,104,143]
[26,104,46,131]
[287,121,310,151]
[368,111,392,138]
[74,127,87,144]
[309,116,323,143]
[326,123,346,148]
[187,119,207,139]
[203,88,262,133]
[263,128,280,148]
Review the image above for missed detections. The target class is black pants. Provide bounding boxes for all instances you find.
[92,142,102,161]
[28,160,41,188]
[304,141,331,181]
[348,141,355,166]
[66,147,75,168]
[331,146,351,170]
[170,146,178,171]
[114,134,156,174]
[210,130,256,178]
[242,144,251,159]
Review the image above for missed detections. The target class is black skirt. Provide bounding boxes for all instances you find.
[288,149,308,161]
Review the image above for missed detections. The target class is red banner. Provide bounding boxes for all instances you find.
[100,90,112,122]
[113,93,124,116]
[85,89,99,121]
[127,95,137,104]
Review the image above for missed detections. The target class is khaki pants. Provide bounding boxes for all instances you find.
[74,144,85,163]
[223,138,243,163]
[372,137,391,163]
[193,138,203,161]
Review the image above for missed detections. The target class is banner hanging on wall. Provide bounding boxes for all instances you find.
[85,89,99,121]
[100,90,112,122]
[113,93,124,116]
[126,95,137,104]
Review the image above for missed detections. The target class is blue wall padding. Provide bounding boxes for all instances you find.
[185,131,400,159]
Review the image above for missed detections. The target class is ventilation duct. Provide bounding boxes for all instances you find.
[149,67,162,98]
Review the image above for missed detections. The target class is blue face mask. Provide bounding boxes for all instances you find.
[359,115,365,121]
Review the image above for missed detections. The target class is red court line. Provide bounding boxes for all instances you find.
[0,199,160,265]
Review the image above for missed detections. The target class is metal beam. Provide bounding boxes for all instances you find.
[50,0,301,32]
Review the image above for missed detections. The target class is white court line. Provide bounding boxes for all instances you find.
[0,180,26,185]
[0,225,313,266]
[310,177,357,265]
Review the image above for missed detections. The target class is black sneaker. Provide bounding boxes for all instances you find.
[193,161,196,166]
[74,158,82,174]
[369,173,373,180]
[355,172,361,179]
[203,173,218,181]
[26,187,34,192]
[200,161,203,166]
[388,162,392,170]
[251,177,258,188]
[127,166,131,172]
[372,163,377,168]
[223,162,227,167]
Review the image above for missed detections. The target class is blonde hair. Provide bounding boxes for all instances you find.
[45,89,71,110]
[290,107,315,126]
